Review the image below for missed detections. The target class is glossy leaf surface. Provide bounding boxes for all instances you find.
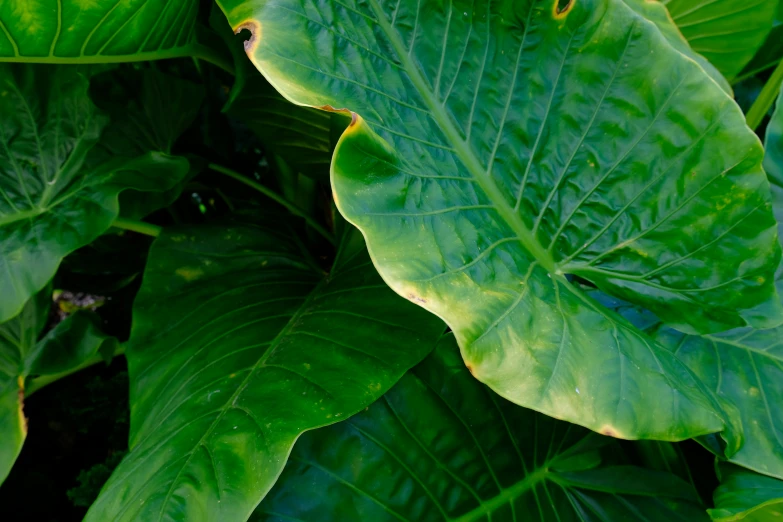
[662,0,778,81]
[623,0,730,92]
[0,287,115,484]
[0,0,200,63]
[254,335,708,521]
[86,224,445,521]
[650,84,783,479]
[217,0,780,441]
[709,464,783,521]
[0,64,191,323]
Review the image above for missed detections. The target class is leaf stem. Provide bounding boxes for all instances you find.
[746,59,783,131]
[26,346,126,397]
[0,43,235,75]
[112,217,162,237]
[208,163,336,245]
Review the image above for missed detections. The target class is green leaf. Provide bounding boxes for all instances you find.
[622,0,731,93]
[253,334,708,521]
[709,463,783,521]
[227,72,335,179]
[86,223,445,521]
[88,67,207,219]
[217,0,780,442]
[737,2,783,82]
[647,84,783,479]
[0,0,203,64]
[0,286,115,484]
[661,0,779,81]
[0,64,191,323]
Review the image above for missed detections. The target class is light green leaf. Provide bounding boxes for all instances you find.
[0,64,191,323]
[662,0,779,81]
[86,223,445,521]
[709,464,783,521]
[254,334,708,521]
[217,0,780,442]
[0,0,204,64]
[0,286,115,484]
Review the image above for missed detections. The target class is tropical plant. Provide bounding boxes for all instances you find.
[1,0,783,520]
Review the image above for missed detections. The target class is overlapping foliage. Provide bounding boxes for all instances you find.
[1,0,783,520]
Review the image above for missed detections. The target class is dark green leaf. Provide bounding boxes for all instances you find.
[737,2,783,82]
[254,334,708,521]
[0,286,115,484]
[709,463,783,521]
[0,0,201,63]
[86,223,445,521]
[662,0,779,81]
[0,64,191,323]
[217,0,780,442]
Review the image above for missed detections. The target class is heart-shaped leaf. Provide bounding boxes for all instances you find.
[0,0,203,63]
[216,0,779,442]
[254,334,708,521]
[662,0,779,81]
[0,64,193,323]
[86,223,445,521]
[709,463,783,521]
[0,286,116,484]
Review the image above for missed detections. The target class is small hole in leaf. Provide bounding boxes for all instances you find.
[555,0,574,16]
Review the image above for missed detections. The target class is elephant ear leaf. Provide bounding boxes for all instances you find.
[0,64,192,323]
[0,0,202,63]
[216,0,779,443]
[649,84,783,480]
[0,286,116,485]
[709,464,783,522]
[254,334,708,521]
[661,0,779,81]
[86,223,445,521]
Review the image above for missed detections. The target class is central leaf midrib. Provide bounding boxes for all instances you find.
[365,0,557,275]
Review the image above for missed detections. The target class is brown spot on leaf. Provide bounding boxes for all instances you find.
[407,293,427,304]
[599,425,621,438]
[234,20,261,54]
[466,363,475,376]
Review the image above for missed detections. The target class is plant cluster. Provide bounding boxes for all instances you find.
[1,0,783,520]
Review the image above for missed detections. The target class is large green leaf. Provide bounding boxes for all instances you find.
[661,0,779,81]
[86,223,445,521]
[253,334,707,521]
[0,286,116,484]
[0,0,203,64]
[217,0,780,442]
[709,464,783,521]
[647,84,783,479]
[0,64,191,323]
